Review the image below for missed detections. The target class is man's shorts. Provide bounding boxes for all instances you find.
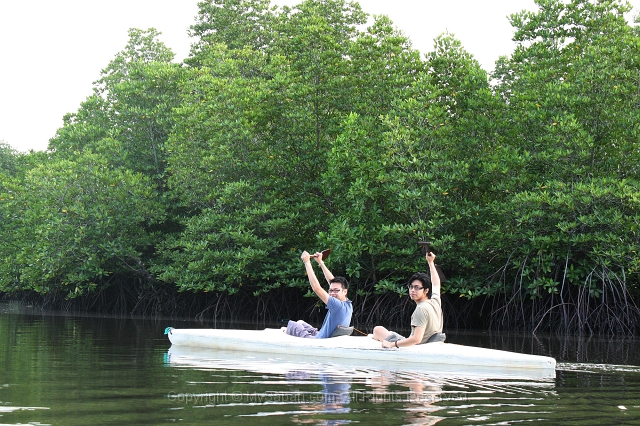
[384,331,447,343]
[384,331,406,342]
[285,320,318,338]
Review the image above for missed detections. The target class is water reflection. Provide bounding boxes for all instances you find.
[366,370,444,425]
[2,302,639,425]
[283,371,351,425]
[165,345,560,424]
[166,346,360,421]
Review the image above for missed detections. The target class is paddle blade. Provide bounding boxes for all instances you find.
[418,242,446,282]
[418,241,435,254]
[310,249,332,260]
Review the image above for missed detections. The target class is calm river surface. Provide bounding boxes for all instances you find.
[1,301,639,425]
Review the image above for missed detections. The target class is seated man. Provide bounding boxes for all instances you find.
[285,250,352,339]
[373,251,444,348]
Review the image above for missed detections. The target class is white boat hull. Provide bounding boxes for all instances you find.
[166,328,556,379]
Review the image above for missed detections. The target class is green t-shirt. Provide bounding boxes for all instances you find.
[409,293,443,344]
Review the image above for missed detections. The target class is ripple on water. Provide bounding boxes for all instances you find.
[557,362,640,374]
[164,346,562,424]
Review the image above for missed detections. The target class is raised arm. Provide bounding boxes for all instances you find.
[427,251,440,296]
[301,251,329,305]
[313,252,334,284]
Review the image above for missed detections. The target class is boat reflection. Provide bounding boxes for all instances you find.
[165,345,555,424]
[167,342,555,380]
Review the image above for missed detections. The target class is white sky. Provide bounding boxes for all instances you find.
[1,0,638,152]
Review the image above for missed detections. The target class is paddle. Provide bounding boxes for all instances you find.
[418,241,446,282]
[310,249,332,260]
[418,241,435,254]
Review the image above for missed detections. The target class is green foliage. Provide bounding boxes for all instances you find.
[157,44,297,294]
[94,28,175,95]
[0,142,19,176]
[494,0,640,183]
[50,28,182,181]
[188,0,276,62]
[158,0,372,295]
[319,32,497,292]
[48,95,111,155]
[480,0,640,285]
[165,44,271,209]
[2,0,639,331]
[0,152,163,297]
[476,179,640,295]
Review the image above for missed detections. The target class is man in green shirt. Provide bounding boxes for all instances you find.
[372,251,443,348]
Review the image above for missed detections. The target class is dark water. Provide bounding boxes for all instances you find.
[1,301,639,425]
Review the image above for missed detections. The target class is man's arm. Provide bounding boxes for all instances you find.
[302,251,329,304]
[313,252,334,284]
[427,252,440,296]
[381,327,425,348]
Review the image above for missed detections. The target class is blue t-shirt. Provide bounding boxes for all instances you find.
[315,297,353,339]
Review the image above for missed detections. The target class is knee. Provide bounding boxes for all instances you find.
[372,326,388,340]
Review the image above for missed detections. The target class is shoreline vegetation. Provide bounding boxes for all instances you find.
[1,0,639,334]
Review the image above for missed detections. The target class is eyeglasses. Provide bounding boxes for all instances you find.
[407,285,424,291]
[328,288,343,293]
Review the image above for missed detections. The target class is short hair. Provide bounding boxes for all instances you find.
[330,276,349,290]
[408,272,432,298]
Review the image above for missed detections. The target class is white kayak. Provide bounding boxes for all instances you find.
[166,328,556,380]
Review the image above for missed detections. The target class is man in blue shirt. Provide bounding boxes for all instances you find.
[285,250,352,339]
